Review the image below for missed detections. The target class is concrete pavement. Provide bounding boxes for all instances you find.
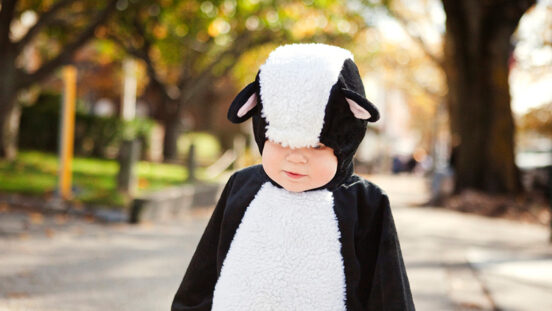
[0,174,551,310]
[0,209,211,311]
[369,174,552,311]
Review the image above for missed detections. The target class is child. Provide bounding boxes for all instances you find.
[172,43,415,311]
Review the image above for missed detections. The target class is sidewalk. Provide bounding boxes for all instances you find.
[369,174,552,311]
[0,210,212,311]
[0,174,550,310]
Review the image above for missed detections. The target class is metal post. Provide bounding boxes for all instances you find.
[57,65,77,201]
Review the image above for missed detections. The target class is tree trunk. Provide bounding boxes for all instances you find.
[0,46,19,160]
[442,0,533,194]
[0,104,21,160]
[0,95,17,160]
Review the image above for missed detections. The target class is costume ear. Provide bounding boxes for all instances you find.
[341,88,380,122]
[227,81,259,123]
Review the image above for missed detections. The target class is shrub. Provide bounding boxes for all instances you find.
[19,92,155,159]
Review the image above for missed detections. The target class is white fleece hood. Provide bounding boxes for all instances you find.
[259,43,354,149]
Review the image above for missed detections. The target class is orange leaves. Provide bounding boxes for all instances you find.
[519,103,552,137]
[28,212,44,225]
[153,25,168,39]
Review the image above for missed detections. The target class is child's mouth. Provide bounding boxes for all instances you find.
[284,170,306,179]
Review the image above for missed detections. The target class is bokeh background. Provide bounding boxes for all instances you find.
[0,0,551,310]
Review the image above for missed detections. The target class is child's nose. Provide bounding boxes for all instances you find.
[286,150,307,164]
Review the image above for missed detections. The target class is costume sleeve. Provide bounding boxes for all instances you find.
[362,194,415,311]
[171,174,236,311]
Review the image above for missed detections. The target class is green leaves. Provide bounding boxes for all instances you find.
[107,0,369,86]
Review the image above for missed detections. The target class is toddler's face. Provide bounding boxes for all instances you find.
[262,140,338,192]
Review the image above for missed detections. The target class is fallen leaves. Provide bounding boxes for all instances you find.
[445,190,551,225]
[28,213,44,225]
[6,291,30,299]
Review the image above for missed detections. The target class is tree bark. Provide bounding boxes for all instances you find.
[0,102,18,160]
[0,104,21,160]
[442,0,533,194]
[0,43,19,159]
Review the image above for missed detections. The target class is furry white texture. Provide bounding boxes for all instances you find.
[212,182,346,311]
[259,43,354,148]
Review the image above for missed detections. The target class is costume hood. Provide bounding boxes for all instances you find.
[227,43,380,190]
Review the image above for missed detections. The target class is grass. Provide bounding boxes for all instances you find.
[0,150,207,208]
[178,132,222,164]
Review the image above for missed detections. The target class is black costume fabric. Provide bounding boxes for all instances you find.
[172,43,414,310]
[172,165,415,311]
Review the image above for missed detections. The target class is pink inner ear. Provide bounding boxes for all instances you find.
[346,98,371,120]
[237,93,257,118]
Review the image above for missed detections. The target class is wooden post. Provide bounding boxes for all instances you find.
[187,143,196,182]
[117,139,141,195]
[57,65,77,200]
[117,58,139,197]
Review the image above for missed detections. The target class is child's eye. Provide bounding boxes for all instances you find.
[313,144,325,150]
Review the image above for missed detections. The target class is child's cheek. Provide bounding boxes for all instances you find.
[261,153,275,172]
[312,151,338,185]
[261,144,280,178]
[319,160,338,184]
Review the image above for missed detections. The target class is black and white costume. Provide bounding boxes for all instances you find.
[172,43,415,311]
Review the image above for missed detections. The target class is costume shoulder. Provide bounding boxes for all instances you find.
[227,164,266,193]
[171,165,266,311]
[222,165,267,210]
[339,175,416,311]
[334,174,388,229]
[336,174,387,201]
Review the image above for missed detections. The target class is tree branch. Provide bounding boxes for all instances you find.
[14,0,76,53]
[130,16,172,101]
[107,31,171,103]
[0,0,17,48]
[17,0,117,89]
[380,56,443,102]
[180,33,249,90]
[176,48,195,89]
[177,31,277,113]
[106,33,145,59]
[386,7,444,68]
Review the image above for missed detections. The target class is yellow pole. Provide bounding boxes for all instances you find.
[58,65,77,200]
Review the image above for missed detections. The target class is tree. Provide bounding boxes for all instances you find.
[366,2,446,160]
[442,0,534,194]
[104,0,368,161]
[378,0,535,194]
[0,0,117,160]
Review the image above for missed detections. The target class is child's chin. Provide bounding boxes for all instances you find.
[282,183,310,192]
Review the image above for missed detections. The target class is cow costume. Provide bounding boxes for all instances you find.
[172,43,415,311]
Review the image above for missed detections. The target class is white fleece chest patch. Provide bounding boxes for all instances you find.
[259,43,354,148]
[212,182,346,311]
